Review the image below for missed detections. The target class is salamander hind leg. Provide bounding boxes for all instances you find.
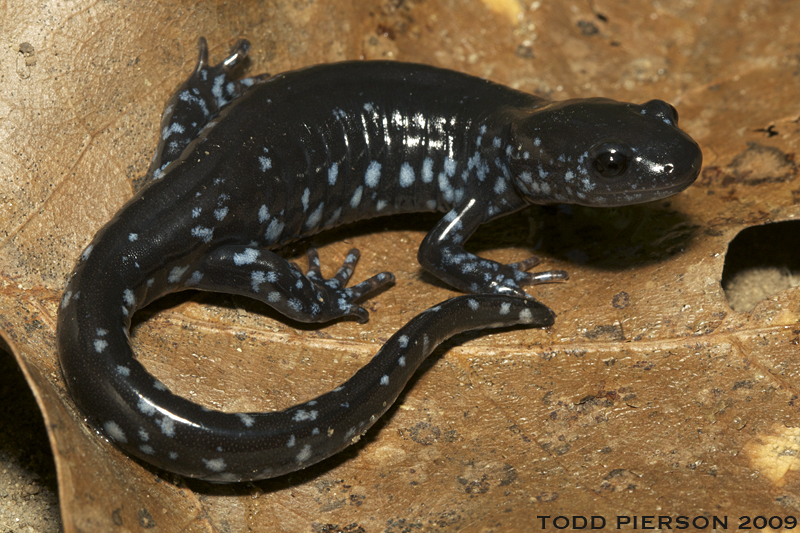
[148,37,270,179]
[178,245,395,324]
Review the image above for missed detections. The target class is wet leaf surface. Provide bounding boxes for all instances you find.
[2,0,800,531]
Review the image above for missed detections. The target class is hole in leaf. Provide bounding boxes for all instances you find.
[722,221,800,311]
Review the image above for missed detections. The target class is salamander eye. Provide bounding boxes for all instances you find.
[592,147,629,178]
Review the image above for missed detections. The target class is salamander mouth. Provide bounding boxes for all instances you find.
[590,179,697,206]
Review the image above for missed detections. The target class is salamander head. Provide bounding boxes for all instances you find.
[507,98,702,207]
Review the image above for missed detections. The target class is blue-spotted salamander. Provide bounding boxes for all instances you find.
[57,38,702,481]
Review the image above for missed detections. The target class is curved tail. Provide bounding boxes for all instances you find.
[59,256,553,481]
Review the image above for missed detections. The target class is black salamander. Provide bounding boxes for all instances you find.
[57,38,702,481]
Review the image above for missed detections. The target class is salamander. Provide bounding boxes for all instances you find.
[56,38,702,481]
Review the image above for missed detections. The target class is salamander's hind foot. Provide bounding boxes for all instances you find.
[177,244,394,324]
[147,37,270,179]
[189,37,271,110]
[302,248,395,324]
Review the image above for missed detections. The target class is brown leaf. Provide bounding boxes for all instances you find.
[3,0,800,531]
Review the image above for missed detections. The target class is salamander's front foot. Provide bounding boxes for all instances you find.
[303,248,395,324]
[484,256,569,298]
[509,256,569,286]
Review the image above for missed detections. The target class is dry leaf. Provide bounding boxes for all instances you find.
[2,0,800,531]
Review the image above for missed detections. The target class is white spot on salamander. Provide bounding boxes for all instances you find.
[251,271,267,293]
[399,162,415,187]
[444,157,456,177]
[161,122,185,140]
[293,410,319,422]
[328,163,339,186]
[287,298,303,313]
[380,375,390,386]
[422,157,434,183]
[94,339,108,353]
[296,444,313,463]
[258,205,270,223]
[128,233,138,242]
[365,161,381,188]
[237,413,255,427]
[287,435,296,448]
[305,202,324,229]
[158,417,176,437]
[350,186,363,209]
[139,445,155,455]
[103,421,127,443]
[438,172,453,202]
[214,207,229,221]
[168,265,189,283]
[259,156,272,172]
[123,289,135,307]
[234,248,259,265]
[186,271,203,286]
[191,226,214,243]
[137,398,156,416]
[499,302,511,315]
[202,458,226,472]
[265,219,285,243]
[116,365,130,377]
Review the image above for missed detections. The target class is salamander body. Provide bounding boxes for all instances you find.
[57,39,702,481]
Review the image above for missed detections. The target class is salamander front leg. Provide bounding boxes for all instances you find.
[419,201,568,297]
[173,245,395,323]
